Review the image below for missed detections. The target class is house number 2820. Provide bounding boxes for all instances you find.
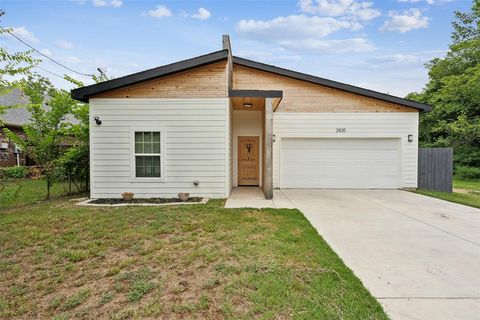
[336,128,346,133]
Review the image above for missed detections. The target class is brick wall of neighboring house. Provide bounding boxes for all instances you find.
[0,126,27,167]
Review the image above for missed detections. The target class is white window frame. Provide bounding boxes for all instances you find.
[130,127,166,182]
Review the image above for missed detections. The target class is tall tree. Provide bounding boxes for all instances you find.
[407,0,480,167]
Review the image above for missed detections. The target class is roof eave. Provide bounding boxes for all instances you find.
[71,49,229,103]
[232,56,432,112]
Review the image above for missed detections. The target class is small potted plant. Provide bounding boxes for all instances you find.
[178,192,190,202]
[122,192,134,202]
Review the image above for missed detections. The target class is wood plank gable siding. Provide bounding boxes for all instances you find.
[232,65,417,113]
[94,61,228,99]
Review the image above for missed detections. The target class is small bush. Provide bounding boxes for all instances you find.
[0,166,28,179]
[455,166,480,180]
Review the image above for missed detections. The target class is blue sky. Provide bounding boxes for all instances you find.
[0,0,471,97]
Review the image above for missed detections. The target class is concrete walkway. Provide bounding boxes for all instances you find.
[224,187,295,209]
[280,189,480,320]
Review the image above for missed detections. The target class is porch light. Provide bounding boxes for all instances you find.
[243,103,253,108]
[94,116,102,125]
[408,134,413,142]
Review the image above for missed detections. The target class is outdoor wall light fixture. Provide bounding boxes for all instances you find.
[193,180,200,186]
[243,103,253,108]
[94,116,102,125]
[408,134,413,142]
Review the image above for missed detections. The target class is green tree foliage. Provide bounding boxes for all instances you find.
[1,8,109,197]
[59,73,110,192]
[0,9,40,121]
[3,74,76,198]
[60,76,90,192]
[407,0,480,167]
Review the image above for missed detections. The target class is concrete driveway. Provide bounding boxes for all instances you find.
[278,189,480,320]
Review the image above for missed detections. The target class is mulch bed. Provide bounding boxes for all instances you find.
[89,197,203,205]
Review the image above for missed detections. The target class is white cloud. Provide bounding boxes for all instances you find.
[61,56,82,64]
[2,26,40,44]
[55,39,75,50]
[369,53,424,65]
[148,5,172,18]
[380,9,430,33]
[237,15,361,41]
[279,38,375,53]
[191,8,211,20]
[92,0,122,7]
[398,0,451,4]
[299,0,381,21]
[236,15,371,53]
[40,48,52,56]
[336,50,446,69]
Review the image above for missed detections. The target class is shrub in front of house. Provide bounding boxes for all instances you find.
[0,166,29,179]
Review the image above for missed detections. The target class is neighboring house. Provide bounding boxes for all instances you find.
[71,36,431,199]
[0,89,31,167]
[0,88,77,168]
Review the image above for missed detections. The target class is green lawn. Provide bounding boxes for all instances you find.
[0,179,84,210]
[413,178,480,209]
[0,199,388,320]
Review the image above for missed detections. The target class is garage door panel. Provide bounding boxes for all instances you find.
[282,152,398,162]
[282,177,399,189]
[281,138,400,189]
[282,138,398,150]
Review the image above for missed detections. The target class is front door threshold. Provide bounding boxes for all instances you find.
[224,188,295,209]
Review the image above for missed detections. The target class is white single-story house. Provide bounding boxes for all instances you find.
[71,36,431,199]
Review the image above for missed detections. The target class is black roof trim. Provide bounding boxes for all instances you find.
[232,56,431,112]
[229,89,283,98]
[71,49,229,102]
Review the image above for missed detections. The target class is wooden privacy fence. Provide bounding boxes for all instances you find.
[418,148,453,193]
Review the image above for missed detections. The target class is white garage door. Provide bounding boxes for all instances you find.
[280,138,401,189]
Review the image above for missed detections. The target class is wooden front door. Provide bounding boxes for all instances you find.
[238,136,260,186]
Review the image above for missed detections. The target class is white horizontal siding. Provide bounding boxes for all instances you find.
[273,112,419,189]
[90,98,229,198]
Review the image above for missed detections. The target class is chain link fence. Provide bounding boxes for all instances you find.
[0,165,88,210]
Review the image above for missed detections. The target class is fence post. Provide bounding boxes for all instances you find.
[68,170,72,194]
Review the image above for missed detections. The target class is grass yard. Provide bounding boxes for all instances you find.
[0,199,387,320]
[413,178,480,209]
